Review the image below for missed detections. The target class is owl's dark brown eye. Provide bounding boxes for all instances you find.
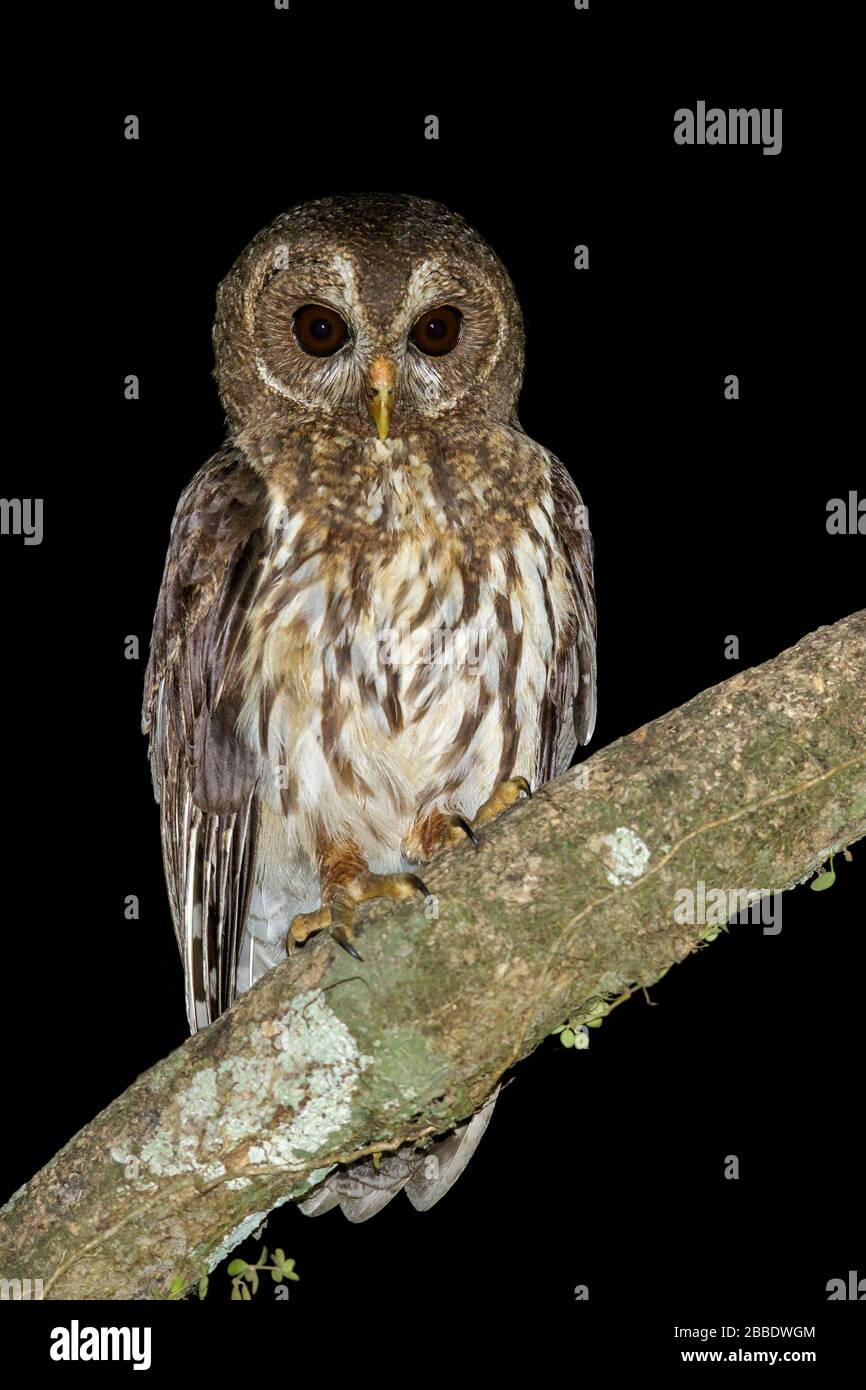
[409,304,463,356]
[292,303,349,357]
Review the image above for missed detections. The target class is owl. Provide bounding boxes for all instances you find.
[143,193,596,1220]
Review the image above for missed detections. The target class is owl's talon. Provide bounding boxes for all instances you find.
[401,873,435,913]
[448,814,480,847]
[468,776,533,833]
[331,925,363,961]
[287,871,432,959]
[408,781,534,862]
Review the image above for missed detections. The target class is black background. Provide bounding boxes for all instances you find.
[2,1,863,1369]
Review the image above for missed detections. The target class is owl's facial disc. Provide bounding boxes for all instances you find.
[215,197,526,438]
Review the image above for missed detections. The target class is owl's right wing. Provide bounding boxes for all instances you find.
[535,455,597,786]
[142,450,270,1032]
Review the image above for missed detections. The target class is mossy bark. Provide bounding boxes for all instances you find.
[2,613,864,1299]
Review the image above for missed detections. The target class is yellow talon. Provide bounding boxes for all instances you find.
[287,871,431,961]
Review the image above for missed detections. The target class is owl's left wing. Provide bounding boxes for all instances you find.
[143,450,269,1031]
[535,456,597,785]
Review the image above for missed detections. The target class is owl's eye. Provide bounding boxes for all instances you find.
[409,304,463,356]
[292,304,349,357]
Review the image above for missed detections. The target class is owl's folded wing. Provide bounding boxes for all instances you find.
[142,450,269,1032]
[536,456,598,786]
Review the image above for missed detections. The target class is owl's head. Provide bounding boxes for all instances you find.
[213,193,524,442]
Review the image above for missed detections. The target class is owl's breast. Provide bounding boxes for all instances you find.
[238,459,570,862]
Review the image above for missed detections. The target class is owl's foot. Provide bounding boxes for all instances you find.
[405,777,533,862]
[288,871,432,962]
[462,776,532,835]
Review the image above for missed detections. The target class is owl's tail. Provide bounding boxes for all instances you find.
[297,1087,500,1222]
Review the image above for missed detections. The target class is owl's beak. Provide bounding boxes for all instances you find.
[367,357,396,440]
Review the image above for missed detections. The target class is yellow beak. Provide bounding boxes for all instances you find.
[367,357,396,440]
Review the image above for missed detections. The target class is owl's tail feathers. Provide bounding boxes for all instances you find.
[298,1086,500,1223]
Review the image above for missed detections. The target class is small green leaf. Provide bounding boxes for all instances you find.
[169,1275,185,1298]
[240,1282,252,1300]
[231,1284,243,1301]
[274,1249,286,1268]
[560,1028,576,1048]
[198,1276,209,1300]
[227,1260,248,1276]
[551,1025,565,1034]
[811,870,836,891]
[271,1267,285,1283]
[256,1247,268,1267]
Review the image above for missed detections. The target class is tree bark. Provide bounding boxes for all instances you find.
[2,613,864,1300]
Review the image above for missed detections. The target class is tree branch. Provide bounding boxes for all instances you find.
[2,613,864,1299]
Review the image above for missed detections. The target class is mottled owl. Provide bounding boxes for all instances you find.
[143,193,596,1219]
